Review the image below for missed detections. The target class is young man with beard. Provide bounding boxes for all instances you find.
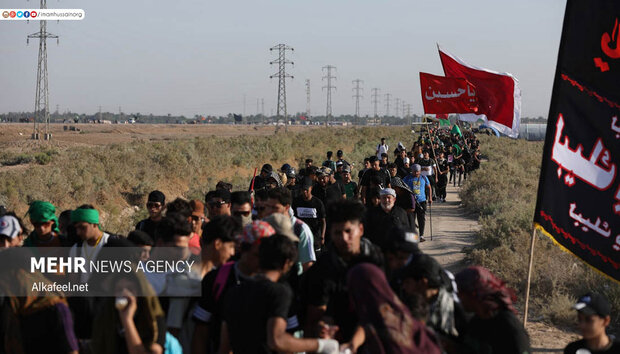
[360,156,391,205]
[231,191,253,227]
[135,190,166,242]
[312,167,345,206]
[303,199,384,342]
[205,189,232,218]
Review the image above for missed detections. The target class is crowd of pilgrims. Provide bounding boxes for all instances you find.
[0,127,616,354]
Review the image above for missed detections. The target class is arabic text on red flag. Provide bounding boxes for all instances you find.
[534,0,620,282]
[438,46,521,138]
[419,72,478,115]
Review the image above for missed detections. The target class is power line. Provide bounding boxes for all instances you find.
[322,65,336,126]
[371,88,380,118]
[269,44,294,122]
[395,98,400,118]
[305,79,311,119]
[384,93,392,117]
[27,0,59,140]
[352,79,363,125]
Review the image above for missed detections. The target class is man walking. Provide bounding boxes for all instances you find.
[404,164,432,241]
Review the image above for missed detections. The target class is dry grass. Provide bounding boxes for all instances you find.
[0,126,413,233]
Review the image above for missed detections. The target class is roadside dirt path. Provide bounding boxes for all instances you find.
[419,184,580,353]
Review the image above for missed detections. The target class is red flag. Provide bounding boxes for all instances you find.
[436,113,448,119]
[438,46,521,138]
[419,72,478,115]
[300,115,307,121]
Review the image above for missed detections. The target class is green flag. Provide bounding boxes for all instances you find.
[451,124,462,137]
[439,119,450,127]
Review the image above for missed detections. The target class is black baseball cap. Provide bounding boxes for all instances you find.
[574,293,611,317]
[148,190,166,204]
[261,164,273,174]
[301,177,314,190]
[386,226,421,254]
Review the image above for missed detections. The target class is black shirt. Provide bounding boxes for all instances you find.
[394,156,408,178]
[360,169,391,189]
[565,339,620,354]
[287,183,302,200]
[293,196,326,247]
[193,263,249,351]
[135,218,160,243]
[461,310,531,354]
[223,276,293,354]
[437,158,449,181]
[312,182,345,206]
[249,175,268,191]
[364,205,415,250]
[303,238,384,341]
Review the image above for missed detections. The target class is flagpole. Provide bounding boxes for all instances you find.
[523,227,537,326]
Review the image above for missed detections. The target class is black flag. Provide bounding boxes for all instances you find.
[233,114,243,123]
[534,0,620,282]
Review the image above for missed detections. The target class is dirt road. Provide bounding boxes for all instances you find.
[419,185,579,353]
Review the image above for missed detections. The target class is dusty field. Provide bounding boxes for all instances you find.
[0,123,319,151]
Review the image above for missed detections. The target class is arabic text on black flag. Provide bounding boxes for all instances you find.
[534,0,620,282]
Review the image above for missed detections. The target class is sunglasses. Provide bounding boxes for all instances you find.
[191,215,205,222]
[233,210,252,217]
[147,202,162,209]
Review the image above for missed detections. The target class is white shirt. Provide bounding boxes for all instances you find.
[68,232,111,283]
[377,143,389,159]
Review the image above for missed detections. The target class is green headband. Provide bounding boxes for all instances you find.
[71,208,100,225]
[27,201,60,233]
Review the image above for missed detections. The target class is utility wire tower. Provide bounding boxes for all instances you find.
[352,79,363,126]
[269,44,294,124]
[384,93,392,118]
[402,101,406,121]
[261,98,265,124]
[322,65,337,127]
[305,79,311,119]
[28,0,59,140]
[406,104,412,125]
[371,88,380,124]
[395,98,400,118]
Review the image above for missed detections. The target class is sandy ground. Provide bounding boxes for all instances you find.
[0,123,318,151]
[420,185,580,352]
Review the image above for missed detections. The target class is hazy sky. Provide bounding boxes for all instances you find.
[0,0,566,118]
